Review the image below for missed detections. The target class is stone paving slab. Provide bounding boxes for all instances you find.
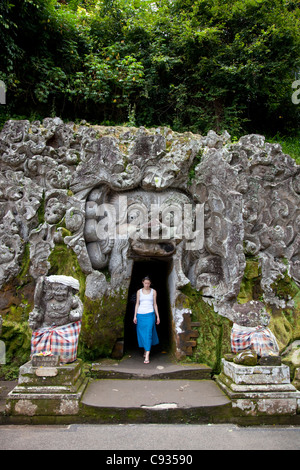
[91,350,212,380]
[81,379,230,409]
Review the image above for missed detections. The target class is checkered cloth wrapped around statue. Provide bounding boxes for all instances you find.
[31,320,82,364]
[231,323,279,357]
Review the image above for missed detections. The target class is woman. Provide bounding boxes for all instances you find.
[133,276,160,363]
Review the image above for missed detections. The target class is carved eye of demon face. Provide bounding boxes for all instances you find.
[127,208,143,223]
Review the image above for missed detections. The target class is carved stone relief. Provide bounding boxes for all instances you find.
[0,118,299,358]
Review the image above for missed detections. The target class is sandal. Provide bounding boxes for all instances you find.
[144,359,150,364]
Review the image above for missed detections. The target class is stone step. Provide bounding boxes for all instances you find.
[90,351,212,381]
[80,378,232,423]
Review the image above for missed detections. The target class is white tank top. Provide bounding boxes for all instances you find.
[137,288,154,314]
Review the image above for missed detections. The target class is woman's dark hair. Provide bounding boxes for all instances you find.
[142,276,151,282]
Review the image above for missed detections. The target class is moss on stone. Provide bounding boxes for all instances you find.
[237,258,262,304]
[37,191,45,225]
[48,243,86,301]
[269,313,294,352]
[268,271,300,352]
[8,297,32,323]
[0,242,35,378]
[179,284,232,374]
[17,243,32,284]
[79,288,128,361]
[244,259,260,280]
[271,271,300,305]
[236,260,300,354]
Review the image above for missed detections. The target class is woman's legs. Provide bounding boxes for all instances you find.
[144,350,150,363]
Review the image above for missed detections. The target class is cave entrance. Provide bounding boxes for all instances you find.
[124,258,173,354]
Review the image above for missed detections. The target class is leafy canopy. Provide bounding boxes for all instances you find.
[0,0,299,136]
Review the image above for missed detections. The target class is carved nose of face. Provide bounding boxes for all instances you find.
[131,239,176,257]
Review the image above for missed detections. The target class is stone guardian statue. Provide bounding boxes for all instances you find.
[29,275,83,363]
[229,301,280,365]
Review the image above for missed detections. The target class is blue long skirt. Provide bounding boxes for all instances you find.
[136,312,159,351]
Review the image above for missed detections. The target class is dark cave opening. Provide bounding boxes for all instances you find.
[124,258,173,353]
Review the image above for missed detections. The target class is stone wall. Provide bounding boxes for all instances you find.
[0,118,299,370]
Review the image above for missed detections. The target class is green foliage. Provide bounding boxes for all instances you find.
[0,0,299,136]
[267,133,300,164]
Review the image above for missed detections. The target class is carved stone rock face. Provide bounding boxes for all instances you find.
[84,187,202,276]
[0,119,299,356]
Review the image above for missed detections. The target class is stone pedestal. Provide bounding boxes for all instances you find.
[216,359,300,416]
[6,359,88,417]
